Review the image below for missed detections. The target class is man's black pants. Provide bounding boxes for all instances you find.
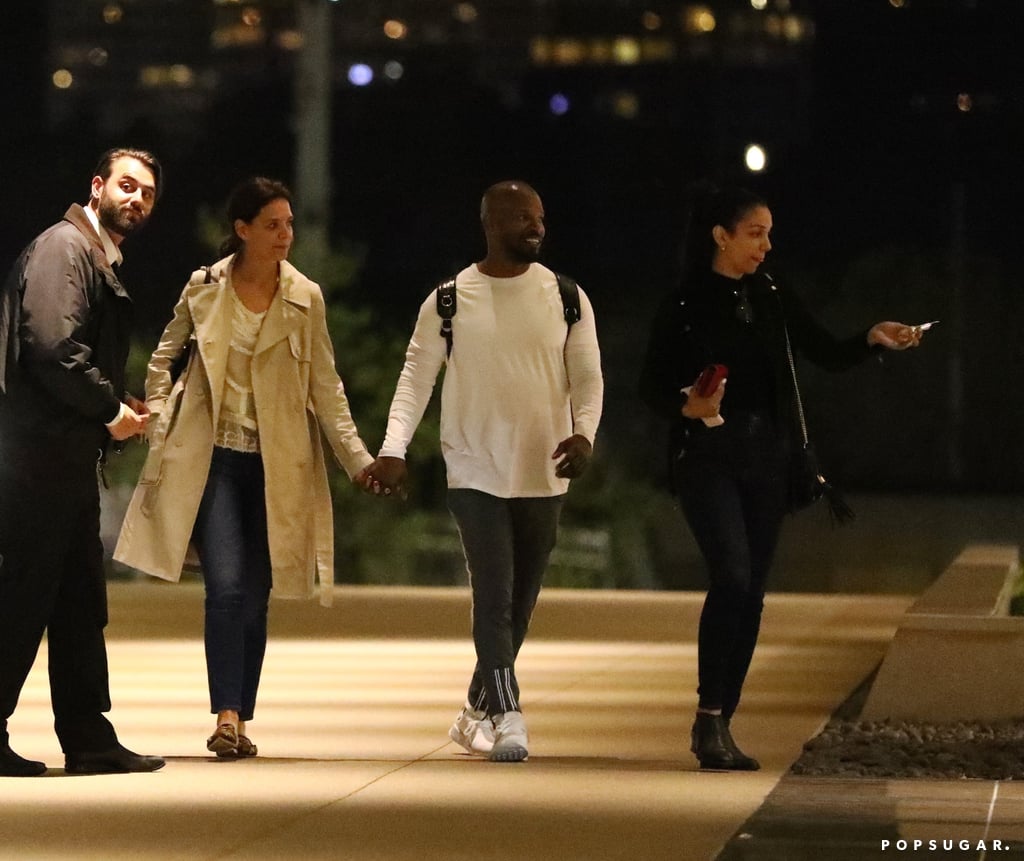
[0,441,118,754]
[447,489,565,718]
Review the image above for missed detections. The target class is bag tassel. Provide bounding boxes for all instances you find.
[818,475,855,526]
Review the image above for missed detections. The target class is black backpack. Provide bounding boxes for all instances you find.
[435,271,581,358]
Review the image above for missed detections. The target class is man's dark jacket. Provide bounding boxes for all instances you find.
[0,204,132,462]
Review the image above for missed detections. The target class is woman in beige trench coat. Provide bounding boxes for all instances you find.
[115,177,373,757]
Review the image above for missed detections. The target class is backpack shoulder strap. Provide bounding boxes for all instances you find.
[435,271,578,358]
[554,271,582,328]
[190,265,216,286]
[435,276,457,358]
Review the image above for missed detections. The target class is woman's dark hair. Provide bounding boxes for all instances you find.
[678,182,767,295]
[218,176,292,258]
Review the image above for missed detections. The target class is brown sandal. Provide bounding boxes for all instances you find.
[233,735,258,758]
[215,733,257,759]
[206,723,238,755]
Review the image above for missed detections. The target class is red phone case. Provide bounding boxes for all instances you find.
[694,363,728,398]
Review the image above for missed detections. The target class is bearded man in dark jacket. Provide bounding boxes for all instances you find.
[0,148,166,776]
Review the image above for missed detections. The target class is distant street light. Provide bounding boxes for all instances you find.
[348,63,373,86]
[744,143,767,172]
[549,93,570,116]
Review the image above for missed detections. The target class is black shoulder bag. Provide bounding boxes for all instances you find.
[778,300,855,525]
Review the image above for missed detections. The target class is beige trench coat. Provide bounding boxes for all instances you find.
[114,257,373,607]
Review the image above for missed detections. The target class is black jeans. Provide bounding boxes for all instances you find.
[447,489,564,717]
[191,447,273,722]
[674,412,787,721]
[0,440,118,754]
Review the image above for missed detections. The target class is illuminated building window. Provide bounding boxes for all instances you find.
[276,30,304,51]
[384,19,408,40]
[641,11,662,31]
[612,37,641,65]
[532,35,675,67]
[783,15,806,41]
[641,38,677,63]
[612,91,639,119]
[453,3,478,24]
[552,39,586,66]
[52,69,74,90]
[530,37,551,65]
[140,64,196,88]
[212,24,264,49]
[590,39,612,64]
[683,6,716,35]
[957,93,973,113]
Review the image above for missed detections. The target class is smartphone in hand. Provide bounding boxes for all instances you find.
[694,363,728,398]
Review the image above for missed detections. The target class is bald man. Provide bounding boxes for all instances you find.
[363,181,603,762]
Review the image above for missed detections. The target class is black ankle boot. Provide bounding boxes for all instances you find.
[690,713,735,770]
[721,719,760,771]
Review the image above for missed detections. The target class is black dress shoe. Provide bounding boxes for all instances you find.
[0,743,47,777]
[65,743,165,775]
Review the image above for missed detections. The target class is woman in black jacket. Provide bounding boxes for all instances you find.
[639,185,923,771]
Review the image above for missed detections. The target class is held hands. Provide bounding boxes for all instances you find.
[868,321,929,350]
[552,434,592,479]
[357,440,592,494]
[357,456,408,499]
[107,397,150,441]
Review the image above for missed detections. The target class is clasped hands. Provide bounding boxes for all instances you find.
[107,395,150,441]
[355,434,593,498]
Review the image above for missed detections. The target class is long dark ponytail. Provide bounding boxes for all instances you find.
[678,182,766,297]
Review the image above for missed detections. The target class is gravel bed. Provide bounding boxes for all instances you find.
[792,718,1024,780]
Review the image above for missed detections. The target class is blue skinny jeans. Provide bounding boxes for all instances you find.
[192,447,272,722]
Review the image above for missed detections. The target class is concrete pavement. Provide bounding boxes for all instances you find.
[0,582,911,860]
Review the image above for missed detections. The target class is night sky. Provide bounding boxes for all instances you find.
[2,0,1021,492]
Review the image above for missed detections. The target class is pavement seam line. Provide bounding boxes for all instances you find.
[978,781,999,861]
[212,747,448,860]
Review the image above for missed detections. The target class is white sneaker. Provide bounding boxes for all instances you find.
[448,706,495,755]
[489,710,528,763]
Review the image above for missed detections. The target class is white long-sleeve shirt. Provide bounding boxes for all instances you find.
[379,263,604,498]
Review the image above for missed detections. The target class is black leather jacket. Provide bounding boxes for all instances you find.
[0,204,132,461]
[639,270,874,472]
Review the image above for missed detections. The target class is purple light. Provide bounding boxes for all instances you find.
[549,93,570,116]
[348,64,374,86]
